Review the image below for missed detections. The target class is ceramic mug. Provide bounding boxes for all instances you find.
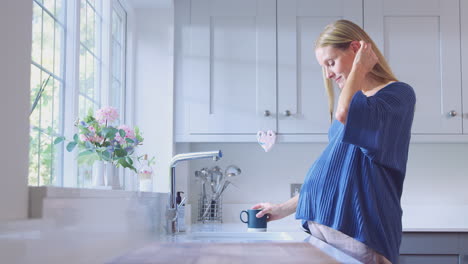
[240,209,267,232]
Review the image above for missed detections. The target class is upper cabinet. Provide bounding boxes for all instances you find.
[175,0,467,142]
[187,0,276,135]
[462,0,468,134]
[175,0,362,142]
[364,0,462,134]
[277,0,361,135]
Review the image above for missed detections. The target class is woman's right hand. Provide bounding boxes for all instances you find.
[251,202,289,222]
[352,40,378,75]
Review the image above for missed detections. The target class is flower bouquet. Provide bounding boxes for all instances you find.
[55,106,143,172]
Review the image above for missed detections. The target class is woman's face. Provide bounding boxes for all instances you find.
[315,44,356,89]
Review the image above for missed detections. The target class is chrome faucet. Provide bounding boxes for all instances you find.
[167,150,223,234]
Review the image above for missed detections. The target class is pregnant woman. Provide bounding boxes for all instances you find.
[253,20,416,264]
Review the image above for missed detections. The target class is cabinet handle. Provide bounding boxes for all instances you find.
[448,110,457,117]
[283,110,291,117]
[264,110,271,117]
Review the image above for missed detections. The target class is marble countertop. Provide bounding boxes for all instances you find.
[198,221,468,233]
[211,218,468,233]
[187,223,467,233]
[219,203,468,232]
[114,223,363,264]
[186,222,305,233]
[402,227,468,232]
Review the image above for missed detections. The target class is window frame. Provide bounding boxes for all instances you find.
[78,0,103,116]
[76,0,104,188]
[30,0,67,187]
[109,0,128,188]
[110,0,127,120]
[30,0,130,189]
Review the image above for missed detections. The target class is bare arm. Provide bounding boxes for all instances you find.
[335,66,367,124]
[335,41,378,124]
[252,195,299,222]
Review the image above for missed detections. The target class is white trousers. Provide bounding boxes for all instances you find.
[307,221,393,264]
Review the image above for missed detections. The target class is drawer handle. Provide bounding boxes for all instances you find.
[448,110,457,117]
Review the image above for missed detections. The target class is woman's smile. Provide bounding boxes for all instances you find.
[335,76,344,87]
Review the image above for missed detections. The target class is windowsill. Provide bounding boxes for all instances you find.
[29,186,166,199]
[28,186,169,219]
[2,188,169,264]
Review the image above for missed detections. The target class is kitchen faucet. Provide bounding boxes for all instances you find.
[167,150,223,234]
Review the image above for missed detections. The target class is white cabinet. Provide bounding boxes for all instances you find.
[364,0,462,135]
[175,0,467,142]
[187,0,276,135]
[462,0,468,134]
[175,0,362,142]
[277,0,361,135]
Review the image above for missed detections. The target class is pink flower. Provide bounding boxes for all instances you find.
[90,135,104,144]
[79,134,89,142]
[88,126,96,133]
[115,124,135,144]
[95,107,119,125]
[115,135,125,144]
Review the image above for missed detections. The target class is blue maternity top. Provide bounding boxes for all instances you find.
[296,82,416,264]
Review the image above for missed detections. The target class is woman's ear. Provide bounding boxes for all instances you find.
[350,41,361,53]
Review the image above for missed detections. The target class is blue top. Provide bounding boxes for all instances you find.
[295,82,416,264]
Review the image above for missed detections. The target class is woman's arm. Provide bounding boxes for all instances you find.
[252,195,299,222]
[335,41,378,124]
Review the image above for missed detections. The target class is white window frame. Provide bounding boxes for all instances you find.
[109,0,128,188]
[116,0,135,191]
[73,0,103,188]
[61,0,130,188]
[110,0,127,114]
[30,0,67,187]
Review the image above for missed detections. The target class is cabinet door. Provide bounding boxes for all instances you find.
[462,0,468,134]
[188,0,276,134]
[277,0,362,134]
[365,0,462,134]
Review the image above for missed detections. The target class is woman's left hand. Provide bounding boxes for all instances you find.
[352,40,379,74]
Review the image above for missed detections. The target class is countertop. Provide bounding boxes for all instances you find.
[220,203,468,232]
[109,223,363,264]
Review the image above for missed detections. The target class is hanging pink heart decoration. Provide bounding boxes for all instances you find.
[257,130,276,152]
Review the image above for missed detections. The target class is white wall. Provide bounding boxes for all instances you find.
[178,143,468,224]
[402,143,468,205]
[132,4,175,193]
[0,0,32,221]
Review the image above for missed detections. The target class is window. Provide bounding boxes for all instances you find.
[77,0,103,187]
[78,0,102,118]
[109,0,128,188]
[29,0,66,186]
[29,0,128,188]
[110,0,126,116]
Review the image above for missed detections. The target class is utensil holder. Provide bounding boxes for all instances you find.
[197,195,222,223]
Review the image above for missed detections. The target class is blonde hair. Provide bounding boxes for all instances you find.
[315,20,398,121]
